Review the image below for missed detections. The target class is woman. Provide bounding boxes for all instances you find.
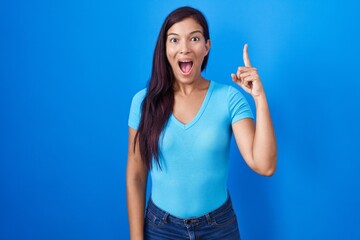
[127,6,277,240]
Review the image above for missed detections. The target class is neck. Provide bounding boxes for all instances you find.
[174,77,209,96]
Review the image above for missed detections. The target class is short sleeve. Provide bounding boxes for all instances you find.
[128,89,147,130]
[227,86,254,124]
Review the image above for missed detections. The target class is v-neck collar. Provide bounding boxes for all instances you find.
[171,80,214,130]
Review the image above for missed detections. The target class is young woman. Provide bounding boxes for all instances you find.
[127,6,277,240]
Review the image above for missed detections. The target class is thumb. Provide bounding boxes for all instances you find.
[231,73,238,82]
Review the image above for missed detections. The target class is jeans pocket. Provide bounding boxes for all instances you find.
[212,208,237,227]
[145,209,165,227]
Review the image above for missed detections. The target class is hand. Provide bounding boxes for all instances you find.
[231,44,264,97]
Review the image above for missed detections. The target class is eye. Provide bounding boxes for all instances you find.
[169,38,178,43]
[191,36,200,41]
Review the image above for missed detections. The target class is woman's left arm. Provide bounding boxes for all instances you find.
[230,44,277,176]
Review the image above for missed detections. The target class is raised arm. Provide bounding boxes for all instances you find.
[126,127,148,239]
[230,44,277,176]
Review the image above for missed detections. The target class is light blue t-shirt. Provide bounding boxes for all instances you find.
[128,80,254,218]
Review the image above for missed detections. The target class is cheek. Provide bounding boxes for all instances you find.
[202,45,209,56]
[194,46,208,61]
[166,49,178,71]
[166,46,176,60]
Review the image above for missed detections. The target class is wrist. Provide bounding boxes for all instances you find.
[253,93,270,113]
[253,92,267,103]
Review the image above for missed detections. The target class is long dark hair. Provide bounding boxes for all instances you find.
[135,6,210,170]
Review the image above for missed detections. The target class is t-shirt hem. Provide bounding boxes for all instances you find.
[128,122,138,130]
[231,115,254,124]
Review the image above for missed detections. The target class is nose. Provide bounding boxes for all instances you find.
[179,40,190,54]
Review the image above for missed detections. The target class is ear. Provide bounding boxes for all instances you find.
[205,39,211,56]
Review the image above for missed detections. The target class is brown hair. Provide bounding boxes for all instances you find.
[135,6,210,170]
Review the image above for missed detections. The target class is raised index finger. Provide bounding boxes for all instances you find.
[243,43,252,67]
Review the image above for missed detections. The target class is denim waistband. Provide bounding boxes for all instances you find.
[146,192,233,226]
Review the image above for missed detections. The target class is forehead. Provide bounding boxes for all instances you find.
[167,18,203,35]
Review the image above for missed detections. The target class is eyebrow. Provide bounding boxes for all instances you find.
[167,30,203,37]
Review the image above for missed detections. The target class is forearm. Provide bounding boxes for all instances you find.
[252,93,277,176]
[126,173,147,240]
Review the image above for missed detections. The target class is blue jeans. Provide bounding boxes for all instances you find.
[144,193,241,240]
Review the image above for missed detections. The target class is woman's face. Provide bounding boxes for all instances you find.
[166,17,210,84]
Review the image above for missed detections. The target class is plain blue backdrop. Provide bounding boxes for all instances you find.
[1,0,360,239]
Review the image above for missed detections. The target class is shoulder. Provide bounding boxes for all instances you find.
[128,88,147,130]
[210,81,243,97]
[210,80,228,91]
[132,88,147,99]
[129,88,147,112]
[131,88,147,104]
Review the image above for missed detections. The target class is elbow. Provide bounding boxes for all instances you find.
[253,155,277,177]
[260,167,276,177]
[257,165,276,177]
[264,157,277,176]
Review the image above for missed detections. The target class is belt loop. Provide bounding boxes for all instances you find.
[205,213,212,225]
[162,212,169,223]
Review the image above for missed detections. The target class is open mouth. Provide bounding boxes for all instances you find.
[178,60,193,74]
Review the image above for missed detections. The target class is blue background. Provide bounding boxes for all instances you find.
[1,0,360,239]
